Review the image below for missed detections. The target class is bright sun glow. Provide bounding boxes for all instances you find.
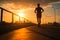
[19,13,24,17]
[17,10,25,21]
[19,13,25,21]
[18,10,25,17]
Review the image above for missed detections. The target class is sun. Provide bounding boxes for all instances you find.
[18,13,25,22]
[17,10,25,17]
[19,13,25,17]
[17,10,26,22]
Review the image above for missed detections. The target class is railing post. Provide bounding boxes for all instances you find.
[24,18,25,23]
[19,16,20,23]
[12,13,14,23]
[1,8,3,22]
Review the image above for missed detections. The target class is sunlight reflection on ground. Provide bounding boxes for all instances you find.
[10,28,32,40]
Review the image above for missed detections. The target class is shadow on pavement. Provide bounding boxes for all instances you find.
[0,22,36,35]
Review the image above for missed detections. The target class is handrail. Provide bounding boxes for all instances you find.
[0,7,33,23]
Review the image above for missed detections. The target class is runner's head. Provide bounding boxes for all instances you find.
[37,3,40,7]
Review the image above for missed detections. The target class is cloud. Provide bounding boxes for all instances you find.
[0,0,60,10]
[0,0,60,6]
[0,0,60,11]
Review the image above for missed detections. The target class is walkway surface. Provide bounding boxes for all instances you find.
[0,25,60,40]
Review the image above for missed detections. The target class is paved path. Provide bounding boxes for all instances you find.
[0,25,60,40]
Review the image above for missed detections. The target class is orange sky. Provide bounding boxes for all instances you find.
[0,2,60,24]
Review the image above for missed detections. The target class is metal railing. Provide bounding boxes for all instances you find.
[0,7,33,24]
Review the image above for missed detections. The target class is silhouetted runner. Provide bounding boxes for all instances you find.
[34,3,44,26]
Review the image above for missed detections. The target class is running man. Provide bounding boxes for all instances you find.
[34,3,44,26]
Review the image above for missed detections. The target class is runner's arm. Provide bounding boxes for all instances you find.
[41,8,44,13]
